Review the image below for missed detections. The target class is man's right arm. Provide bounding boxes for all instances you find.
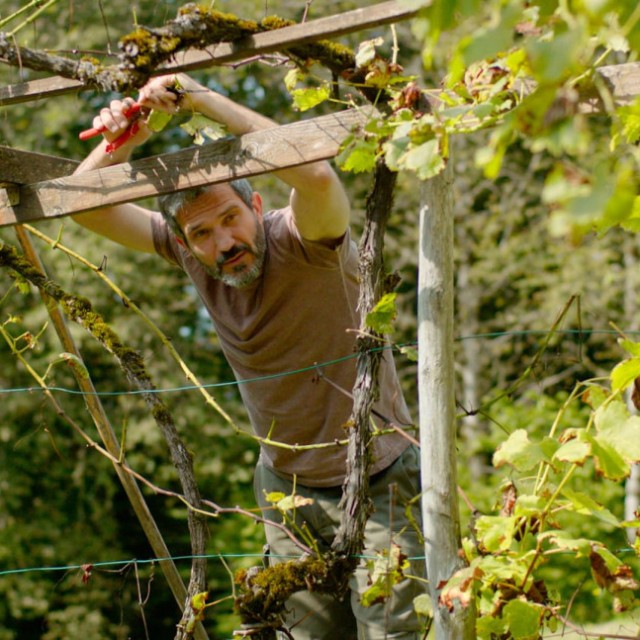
[72,98,158,254]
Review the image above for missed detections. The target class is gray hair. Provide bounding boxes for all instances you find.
[158,179,254,242]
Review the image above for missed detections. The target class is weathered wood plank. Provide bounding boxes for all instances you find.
[578,61,640,112]
[0,146,79,182]
[0,1,418,106]
[0,108,369,227]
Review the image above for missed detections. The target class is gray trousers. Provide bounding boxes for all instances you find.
[254,445,427,639]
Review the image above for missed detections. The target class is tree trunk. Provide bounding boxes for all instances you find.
[418,162,475,638]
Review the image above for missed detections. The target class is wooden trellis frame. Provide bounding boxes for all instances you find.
[2,1,640,638]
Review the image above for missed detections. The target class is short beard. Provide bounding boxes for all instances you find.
[202,222,266,288]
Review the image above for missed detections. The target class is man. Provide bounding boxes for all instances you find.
[75,73,424,639]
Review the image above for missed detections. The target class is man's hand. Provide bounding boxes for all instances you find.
[82,96,152,158]
[137,74,187,113]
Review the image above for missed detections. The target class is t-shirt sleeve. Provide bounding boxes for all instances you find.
[151,211,183,267]
[271,206,354,268]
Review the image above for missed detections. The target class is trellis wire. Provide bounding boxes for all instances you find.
[0,328,632,398]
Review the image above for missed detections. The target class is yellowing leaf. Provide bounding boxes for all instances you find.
[611,357,640,392]
[291,84,331,112]
[276,494,313,512]
[361,542,409,607]
[475,515,516,553]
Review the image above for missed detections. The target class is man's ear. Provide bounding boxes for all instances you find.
[252,192,264,220]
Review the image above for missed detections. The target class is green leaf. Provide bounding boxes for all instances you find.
[618,338,640,357]
[493,429,546,471]
[476,555,530,583]
[598,417,640,465]
[514,494,545,518]
[265,491,286,504]
[383,136,410,172]
[401,138,445,180]
[366,293,397,334]
[146,109,172,132]
[477,614,507,639]
[526,25,587,84]
[590,434,629,480]
[291,84,331,112]
[459,3,520,65]
[413,593,434,619]
[361,542,409,607]
[284,68,305,92]
[594,399,629,433]
[180,114,228,144]
[615,98,640,145]
[475,515,516,552]
[503,599,544,640]
[337,136,379,174]
[553,431,591,465]
[398,344,418,362]
[544,531,593,557]
[560,488,620,527]
[610,357,640,392]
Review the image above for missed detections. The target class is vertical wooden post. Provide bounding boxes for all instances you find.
[418,163,475,638]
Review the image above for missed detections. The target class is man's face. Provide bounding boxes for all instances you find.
[177,184,266,288]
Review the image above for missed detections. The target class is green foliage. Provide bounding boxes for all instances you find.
[361,542,410,607]
[452,380,640,636]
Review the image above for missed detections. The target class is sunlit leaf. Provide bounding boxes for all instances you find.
[503,599,544,640]
[146,109,172,132]
[475,515,517,552]
[355,37,384,68]
[400,138,445,180]
[337,136,379,173]
[290,84,331,112]
[180,115,227,143]
[366,293,397,334]
[611,357,640,392]
[493,429,546,471]
[553,430,591,465]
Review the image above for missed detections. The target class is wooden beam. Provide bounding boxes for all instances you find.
[0,146,79,182]
[578,61,640,112]
[0,108,369,228]
[0,1,418,106]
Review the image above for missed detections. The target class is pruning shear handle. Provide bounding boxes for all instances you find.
[78,102,143,153]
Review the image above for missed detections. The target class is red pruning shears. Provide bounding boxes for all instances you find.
[78,102,143,153]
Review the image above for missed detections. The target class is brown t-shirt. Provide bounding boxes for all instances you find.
[152,206,412,486]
